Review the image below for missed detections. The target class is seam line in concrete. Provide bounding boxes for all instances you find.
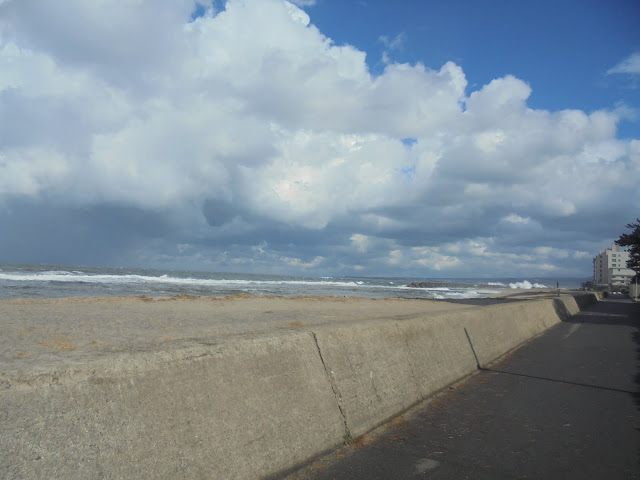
[311,331,351,439]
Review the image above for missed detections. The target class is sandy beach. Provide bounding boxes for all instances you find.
[0,291,565,382]
[1,295,471,376]
[0,291,593,479]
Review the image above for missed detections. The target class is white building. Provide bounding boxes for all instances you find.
[593,245,635,289]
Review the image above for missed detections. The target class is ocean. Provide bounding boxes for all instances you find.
[0,264,588,301]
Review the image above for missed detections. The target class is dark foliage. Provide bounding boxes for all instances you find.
[615,218,640,275]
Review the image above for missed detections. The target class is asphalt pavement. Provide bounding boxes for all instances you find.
[285,296,640,479]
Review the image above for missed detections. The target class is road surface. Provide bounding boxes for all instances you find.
[285,296,640,479]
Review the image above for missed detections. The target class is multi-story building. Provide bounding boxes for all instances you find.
[593,245,635,290]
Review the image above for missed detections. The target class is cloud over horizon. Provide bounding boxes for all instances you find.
[1,0,638,277]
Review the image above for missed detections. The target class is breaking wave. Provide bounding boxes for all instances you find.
[508,280,548,289]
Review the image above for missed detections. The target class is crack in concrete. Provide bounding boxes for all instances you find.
[311,332,351,441]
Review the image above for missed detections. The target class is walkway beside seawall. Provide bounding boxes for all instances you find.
[287,296,640,480]
[0,293,597,479]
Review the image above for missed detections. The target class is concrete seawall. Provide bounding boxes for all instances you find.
[0,293,598,479]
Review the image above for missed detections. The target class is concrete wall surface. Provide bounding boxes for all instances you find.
[0,294,596,479]
[1,333,346,480]
[556,295,581,317]
[572,293,599,309]
[312,299,557,438]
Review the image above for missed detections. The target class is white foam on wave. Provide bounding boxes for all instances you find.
[508,280,548,289]
[0,271,454,293]
[0,269,504,300]
[0,271,369,289]
[445,289,500,299]
[398,286,451,291]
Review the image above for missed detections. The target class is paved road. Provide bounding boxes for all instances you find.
[286,297,640,479]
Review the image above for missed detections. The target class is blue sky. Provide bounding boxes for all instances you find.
[0,0,639,278]
[308,0,640,135]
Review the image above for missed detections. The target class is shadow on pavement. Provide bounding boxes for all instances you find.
[561,298,640,327]
[284,297,640,480]
[560,298,640,413]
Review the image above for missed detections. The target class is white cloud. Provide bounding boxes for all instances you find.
[607,52,640,75]
[280,255,324,269]
[350,234,370,253]
[287,0,316,7]
[284,0,311,25]
[465,75,531,120]
[0,0,637,276]
[502,214,530,225]
[475,130,506,153]
[379,32,407,64]
[379,32,407,51]
[387,249,403,265]
[412,247,462,271]
[0,148,70,195]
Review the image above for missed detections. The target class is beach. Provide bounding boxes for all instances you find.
[0,290,565,385]
[1,295,476,379]
[0,291,593,479]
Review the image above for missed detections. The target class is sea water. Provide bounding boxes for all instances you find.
[0,263,587,300]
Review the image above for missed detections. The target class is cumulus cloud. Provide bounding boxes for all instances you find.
[0,0,638,276]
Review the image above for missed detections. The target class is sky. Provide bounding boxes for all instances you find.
[0,0,639,279]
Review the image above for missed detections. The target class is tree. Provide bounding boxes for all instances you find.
[615,218,640,275]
